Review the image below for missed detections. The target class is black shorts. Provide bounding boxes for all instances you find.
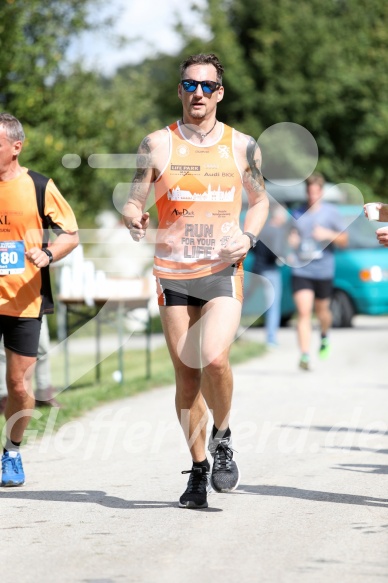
[291,276,333,300]
[156,265,244,307]
[0,316,42,357]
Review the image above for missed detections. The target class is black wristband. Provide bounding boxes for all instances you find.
[42,248,53,264]
[243,232,257,249]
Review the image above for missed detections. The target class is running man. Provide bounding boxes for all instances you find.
[123,53,268,508]
[0,112,79,486]
[288,173,348,371]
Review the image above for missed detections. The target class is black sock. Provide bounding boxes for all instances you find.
[212,425,231,440]
[193,459,210,471]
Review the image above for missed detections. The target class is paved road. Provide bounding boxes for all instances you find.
[1,316,387,583]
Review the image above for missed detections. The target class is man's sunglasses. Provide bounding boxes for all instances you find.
[181,79,221,95]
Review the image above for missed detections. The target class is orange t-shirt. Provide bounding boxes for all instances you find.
[153,122,244,280]
[0,168,78,317]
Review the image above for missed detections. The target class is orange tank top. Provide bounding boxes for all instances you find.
[0,168,78,317]
[153,121,244,279]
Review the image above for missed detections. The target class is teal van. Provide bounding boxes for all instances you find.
[242,185,388,327]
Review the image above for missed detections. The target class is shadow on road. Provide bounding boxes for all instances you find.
[280,424,388,436]
[334,463,388,475]
[0,489,223,512]
[236,484,388,508]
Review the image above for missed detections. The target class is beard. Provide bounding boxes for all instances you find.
[188,108,206,119]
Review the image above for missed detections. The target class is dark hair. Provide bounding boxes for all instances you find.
[0,112,25,142]
[306,172,325,188]
[180,53,224,84]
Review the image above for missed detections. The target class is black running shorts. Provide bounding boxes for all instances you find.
[156,265,244,307]
[0,316,42,357]
[291,275,333,300]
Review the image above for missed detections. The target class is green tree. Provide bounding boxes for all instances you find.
[0,0,161,222]
[149,0,261,137]
[229,0,388,198]
[165,0,388,199]
[20,64,160,222]
[0,0,104,118]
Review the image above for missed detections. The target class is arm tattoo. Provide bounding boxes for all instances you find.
[246,137,265,192]
[128,136,153,204]
[133,136,152,182]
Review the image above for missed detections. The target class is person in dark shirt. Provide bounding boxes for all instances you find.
[251,204,288,347]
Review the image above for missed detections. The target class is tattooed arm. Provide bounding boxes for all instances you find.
[241,135,269,240]
[123,129,168,241]
[218,132,269,263]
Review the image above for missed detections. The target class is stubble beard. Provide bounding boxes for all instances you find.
[186,98,208,120]
[188,109,205,120]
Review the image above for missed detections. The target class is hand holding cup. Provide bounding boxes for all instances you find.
[364,203,381,221]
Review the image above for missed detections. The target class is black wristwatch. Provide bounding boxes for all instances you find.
[243,232,257,249]
[42,248,53,264]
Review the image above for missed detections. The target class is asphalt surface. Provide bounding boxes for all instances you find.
[0,316,387,583]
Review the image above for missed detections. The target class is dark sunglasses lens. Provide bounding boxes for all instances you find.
[182,80,219,94]
[201,83,214,94]
[182,81,197,92]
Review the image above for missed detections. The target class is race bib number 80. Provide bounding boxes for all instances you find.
[0,241,25,275]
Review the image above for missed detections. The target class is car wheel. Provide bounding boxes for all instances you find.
[330,290,355,328]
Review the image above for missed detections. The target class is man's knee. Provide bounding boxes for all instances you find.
[6,359,35,400]
[6,378,33,402]
[204,355,230,378]
[175,365,201,392]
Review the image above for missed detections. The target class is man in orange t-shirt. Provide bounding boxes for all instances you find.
[0,112,79,487]
[123,54,269,509]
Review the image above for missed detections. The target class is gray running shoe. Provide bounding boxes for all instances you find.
[299,355,310,371]
[179,466,211,509]
[208,435,240,493]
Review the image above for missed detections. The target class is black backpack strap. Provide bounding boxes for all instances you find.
[27,169,50,245]
[27,169,54,314]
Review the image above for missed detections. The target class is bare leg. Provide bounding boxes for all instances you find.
[4,349,36,445]
[199,297,242,494]
[160,297,241,462]
[200,297,241,432]
[293,289,315,355]
[314,297,332,336]
[159,305,208,462]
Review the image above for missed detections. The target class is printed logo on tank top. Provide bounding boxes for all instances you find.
[205,210,231,218]
[218,145,230,158]
[176,144,190,157]
[0,215,10,225]
[170,164,200,175]
[171,208,195,217]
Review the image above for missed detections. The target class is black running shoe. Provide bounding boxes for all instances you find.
[179,466,211,509]
[208,436,240,493]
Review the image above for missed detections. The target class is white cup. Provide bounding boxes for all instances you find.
[365,203,380,221]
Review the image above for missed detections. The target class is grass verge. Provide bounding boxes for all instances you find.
[0,337,264,439]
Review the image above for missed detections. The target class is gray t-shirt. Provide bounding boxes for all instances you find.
[290,202,345,279]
